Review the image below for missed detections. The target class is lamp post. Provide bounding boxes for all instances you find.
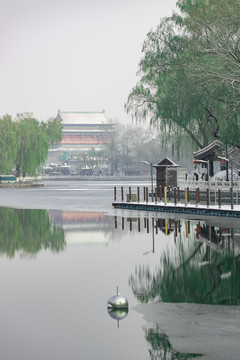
[141,160,153,202]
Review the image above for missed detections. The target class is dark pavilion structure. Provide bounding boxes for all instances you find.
[154,157,180,191]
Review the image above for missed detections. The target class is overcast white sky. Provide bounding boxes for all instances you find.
[0,0,177,124]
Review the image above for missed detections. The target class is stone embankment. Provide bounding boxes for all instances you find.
[0,183,44,188]
[112,185,240,218]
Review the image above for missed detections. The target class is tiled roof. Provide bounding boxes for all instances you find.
[154,157,180,167]
[193,140,222,159]
[57,110,108,125]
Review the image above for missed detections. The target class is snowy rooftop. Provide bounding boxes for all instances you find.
[57,111,108,125]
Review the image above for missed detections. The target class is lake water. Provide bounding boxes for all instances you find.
[0,181,239,359]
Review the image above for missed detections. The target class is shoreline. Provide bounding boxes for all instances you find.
[0,183,44,188]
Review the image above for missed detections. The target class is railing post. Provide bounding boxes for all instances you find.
[218,188,221,209]
[114,186,117,202]
[121,186,124,202]
[137,186,140,203]
[159,186,162,202]
[175,220,177,236]
[187,187,189,204]
[177,186,180,203]
[165,219,168,236]
[197,222,200,240]
[185,221,188,238]
[143,186,146,201]
[129,186,132,202]
[146,187,148,203]
[155,187,158,204]
[185,188,188,206]
[156,219,158,234]
[230,187,233,210]
[164,187,167,205]
[129,217,132,231]
[207,187,210,207]
[196,187,199,207]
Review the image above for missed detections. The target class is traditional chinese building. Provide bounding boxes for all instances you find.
[193,140,223,177]
[48,110,114,162]
[58,110,113,151]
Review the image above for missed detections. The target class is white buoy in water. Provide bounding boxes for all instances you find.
[107,287,128,310]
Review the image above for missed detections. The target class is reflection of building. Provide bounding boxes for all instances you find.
[48,210,112,245]
[49,110,114,161]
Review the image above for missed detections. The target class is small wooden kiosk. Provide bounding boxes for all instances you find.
[154,158,180,193]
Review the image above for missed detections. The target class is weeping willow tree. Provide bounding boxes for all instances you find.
[15,113,63,177]
[0,113,62,177]
[126,0,240,151]
[0,114,18,174]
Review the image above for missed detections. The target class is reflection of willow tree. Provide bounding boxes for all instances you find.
[0,208,65,258]
[129,228,240,305]
[144,324,202,360]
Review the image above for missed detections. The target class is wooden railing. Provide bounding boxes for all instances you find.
[177,178,240,190]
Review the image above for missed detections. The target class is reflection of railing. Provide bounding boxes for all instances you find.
[40,175,150,181]
[114,216,181,238]
[114,215,240,253]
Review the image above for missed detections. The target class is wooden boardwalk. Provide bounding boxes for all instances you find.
[112,201,240,218]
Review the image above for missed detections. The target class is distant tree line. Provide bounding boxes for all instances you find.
[0,113,63,177]
[126,0,240,151]
[72,124,184,175]
[102,124,167,175]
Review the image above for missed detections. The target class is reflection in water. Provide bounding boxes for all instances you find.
[0,207,65,258]
[113,215,240,358]
[128,216,240,305]
[1,207,237,359]
[107,308,129,328]
[48,210,115,245]
[144,324,202,359]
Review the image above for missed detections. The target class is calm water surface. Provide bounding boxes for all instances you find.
[0,181,239,359]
